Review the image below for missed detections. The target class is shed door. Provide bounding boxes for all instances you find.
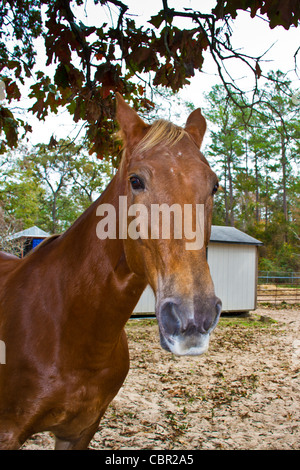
[207,243,257,311]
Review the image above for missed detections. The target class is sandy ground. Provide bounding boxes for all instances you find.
[22,307,300,450]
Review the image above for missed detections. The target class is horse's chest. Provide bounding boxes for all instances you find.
[44,366,126,435]
[64,361,127,411]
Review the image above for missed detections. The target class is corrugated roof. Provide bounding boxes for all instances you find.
[7,226,50,240]
[210,225,263,245]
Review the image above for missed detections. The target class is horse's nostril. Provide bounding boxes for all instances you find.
[159,300,181,336]
[158,296,222,338]
[206,298,222,333]
[215,299,222,322]
[216,300,222,315]
[203,317,212,333]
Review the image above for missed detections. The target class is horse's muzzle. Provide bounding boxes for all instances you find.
[157,297,222,356]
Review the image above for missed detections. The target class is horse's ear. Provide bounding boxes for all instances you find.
[116,93,149,149]
[185,108,207,149]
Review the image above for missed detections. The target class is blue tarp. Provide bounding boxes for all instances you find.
[32,238,43,249]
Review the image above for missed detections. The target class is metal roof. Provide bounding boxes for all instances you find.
[7,226,50,240]
[210,225,263,245]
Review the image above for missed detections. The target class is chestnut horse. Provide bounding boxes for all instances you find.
[0,94,221,449]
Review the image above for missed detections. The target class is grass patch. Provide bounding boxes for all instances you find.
[219,313,277,329]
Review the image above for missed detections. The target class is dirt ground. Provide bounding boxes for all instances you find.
[23,306,300,450]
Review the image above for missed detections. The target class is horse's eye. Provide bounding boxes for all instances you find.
[212,182,219,195]
[129,175,145,191]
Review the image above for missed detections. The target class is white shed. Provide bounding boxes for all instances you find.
[133,225,262,315]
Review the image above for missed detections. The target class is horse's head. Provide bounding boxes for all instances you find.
[116,93,221,356]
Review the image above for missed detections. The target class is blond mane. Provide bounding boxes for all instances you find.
[136,119,187,153]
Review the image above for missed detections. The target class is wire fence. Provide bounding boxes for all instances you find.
[257,271,300,305]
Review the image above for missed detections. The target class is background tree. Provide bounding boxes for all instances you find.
[68,149,114,203]
[1,0,299,158]
[0,204,25,255]
[204,74,300,272]
[0,145,47,227]
[0,138,113,234]
[28,140,78,233]
[257,71,300,236]
[205,84,245,226]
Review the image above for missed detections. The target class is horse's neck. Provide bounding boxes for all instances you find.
[57,173,146,329]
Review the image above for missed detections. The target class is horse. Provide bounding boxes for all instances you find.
[0,93,221,450]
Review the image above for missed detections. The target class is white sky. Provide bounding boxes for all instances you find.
[5,0,300,145]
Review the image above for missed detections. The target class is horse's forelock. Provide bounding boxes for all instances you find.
[134,120,186,154]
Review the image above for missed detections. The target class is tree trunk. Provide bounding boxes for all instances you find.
[223,160,229,225]
[227,151,234,226]
[51,193,57,234]
[281,134,288,243]
[254,153,260,223]
[265,176,269,229]
[281,136,288,222]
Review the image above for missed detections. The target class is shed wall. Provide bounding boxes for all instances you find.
[133,285,155,314]
[207,243,257,311]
